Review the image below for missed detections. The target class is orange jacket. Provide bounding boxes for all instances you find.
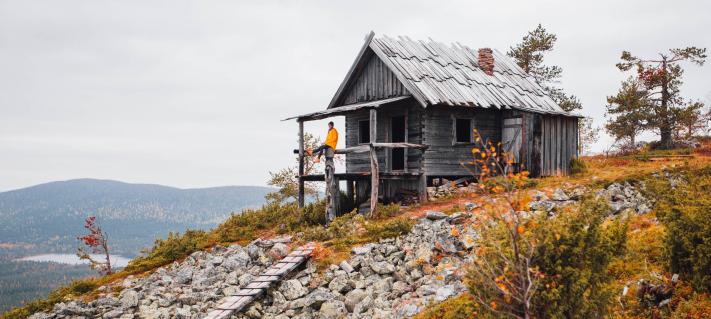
[325,128,338,149]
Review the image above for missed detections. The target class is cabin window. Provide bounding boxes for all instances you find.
[358,120,370,144]
[455,118,472,143]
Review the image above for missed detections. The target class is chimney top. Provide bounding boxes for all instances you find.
[478,48,495,76]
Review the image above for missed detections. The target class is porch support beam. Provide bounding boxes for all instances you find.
[297,120,305,208]
[369,109,378,216]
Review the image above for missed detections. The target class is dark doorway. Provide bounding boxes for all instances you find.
[391,116,406,171]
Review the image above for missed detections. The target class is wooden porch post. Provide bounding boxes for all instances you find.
[369,109,377,143]
[418,172,427,203]
[369,109,379,216]
[369,145,379,217]
[298,120,305,208]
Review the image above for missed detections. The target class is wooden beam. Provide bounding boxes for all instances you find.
[418,173,427,203]
[325,157,336,221]
[369,109,377,143]
[283,96,411,122]
[298,121,305,208]
[292,143,427,155]
[369,144,379,217]
[333,176,341,217]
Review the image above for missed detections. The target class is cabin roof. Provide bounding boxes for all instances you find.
[328,32,574,116]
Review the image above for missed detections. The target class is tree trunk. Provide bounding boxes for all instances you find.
[658,58,674,149]
[103,239,113,275]
[659,127,674,149]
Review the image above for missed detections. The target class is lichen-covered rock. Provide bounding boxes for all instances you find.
[119,289,139,308]
[319,300,347,319]
[279,279,308,300]
[370,261,396,275]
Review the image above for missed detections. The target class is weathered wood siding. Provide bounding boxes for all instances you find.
[539,115,578,176]
[501,110,537,175]
[340,53,409,105]
[344,99,423,173]
[422,106,501,176]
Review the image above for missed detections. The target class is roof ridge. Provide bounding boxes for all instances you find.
[357,33,571,114]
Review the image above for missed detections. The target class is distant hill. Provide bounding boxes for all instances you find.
[0,179,273,256]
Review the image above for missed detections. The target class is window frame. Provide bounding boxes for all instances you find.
[453,117,474,145]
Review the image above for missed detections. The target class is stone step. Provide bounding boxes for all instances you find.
[202,242,315,319]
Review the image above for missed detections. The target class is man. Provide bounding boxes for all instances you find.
[307,121,338,163]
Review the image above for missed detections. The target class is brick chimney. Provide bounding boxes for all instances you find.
[478,48,495,76]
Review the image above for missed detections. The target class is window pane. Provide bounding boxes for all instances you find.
[456,119,471,143]
[359,120,370,143]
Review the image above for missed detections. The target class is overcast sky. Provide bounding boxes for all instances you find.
[1,0,710,191]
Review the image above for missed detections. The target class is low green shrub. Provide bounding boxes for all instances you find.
[531,198,627,318]
[124,229,212,273]
[646,165,711,292]
[371,203,401,219]
[570,157,587,175]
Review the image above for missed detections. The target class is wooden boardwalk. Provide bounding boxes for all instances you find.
[203,242,316,319]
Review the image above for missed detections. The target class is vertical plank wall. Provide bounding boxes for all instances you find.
[340,53,408,105]
[539,115,579,176]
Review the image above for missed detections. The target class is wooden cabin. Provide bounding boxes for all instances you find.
[286,32,580,215]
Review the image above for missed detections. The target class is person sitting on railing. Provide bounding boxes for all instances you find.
[307,121,338,163]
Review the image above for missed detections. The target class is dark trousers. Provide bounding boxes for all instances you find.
[313,145,333,158]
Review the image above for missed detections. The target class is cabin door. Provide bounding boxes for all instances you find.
[502,118,522,163]
[391,116,406,171]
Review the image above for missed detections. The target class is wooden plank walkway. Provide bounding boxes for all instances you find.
[203,242,316,319]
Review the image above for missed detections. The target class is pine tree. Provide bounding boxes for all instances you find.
[605,78,650,147]
[673,101,707,140]
[508,24,598,153]
[616,47,707,148]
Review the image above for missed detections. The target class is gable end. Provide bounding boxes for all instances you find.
[338,52,410,106]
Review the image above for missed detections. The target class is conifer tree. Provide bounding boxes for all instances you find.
[673,101,707,139]
[616,47,707,148]
[508,24,598,153]
[605,78,650,147]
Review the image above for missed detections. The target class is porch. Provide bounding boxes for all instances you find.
[284,96,428,218]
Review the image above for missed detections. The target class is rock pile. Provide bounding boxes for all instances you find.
[527,182,652,216]
[527,188,580,213]
[596,182,652,215]
[235,216,477,319]
[29,217,478,319]
[30,241,289,319]
[426,179,477,200]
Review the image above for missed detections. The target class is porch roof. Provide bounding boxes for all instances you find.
[282,96,411,122]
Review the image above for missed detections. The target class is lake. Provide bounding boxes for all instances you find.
[16,253,131,267]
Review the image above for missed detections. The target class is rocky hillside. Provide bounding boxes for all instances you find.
[24,180,656,319]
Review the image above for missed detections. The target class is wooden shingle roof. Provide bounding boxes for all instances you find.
[329,32,574,116]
